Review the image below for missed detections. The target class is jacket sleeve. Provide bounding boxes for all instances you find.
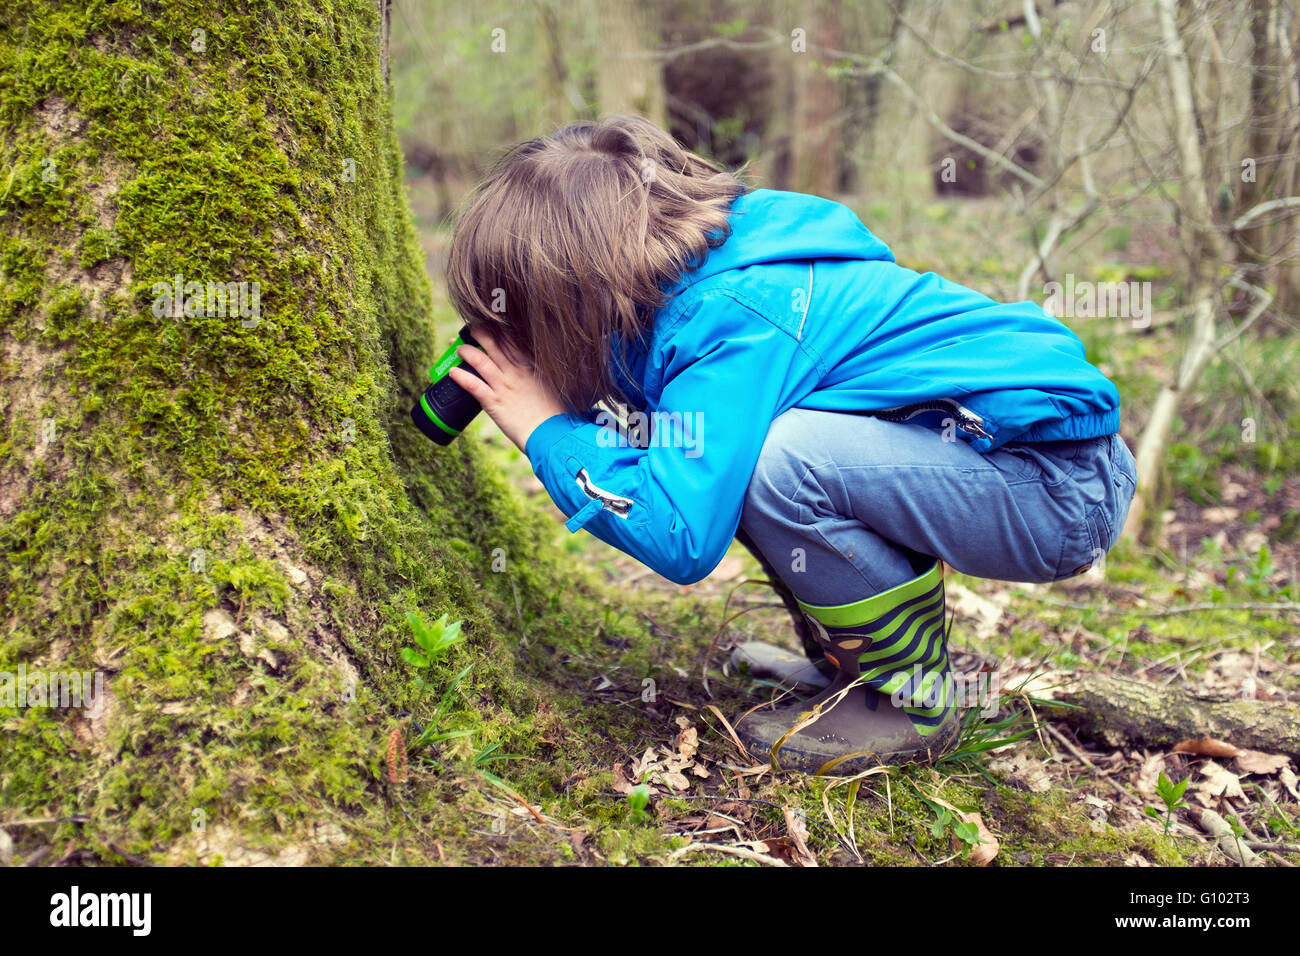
[524,295,813,585]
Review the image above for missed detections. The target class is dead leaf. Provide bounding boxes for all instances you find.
[674,718,699,761]
[629,746,659,780]
[658,770,690,792]
[782,807,818,867]
[988,751,1052,792]
[1135,752,1168,796]
[1198,760,1246,802]
[1173,737,1241,758]
[1279,765,1299,800]
[1124,852,1152,867]
[1234,749,1291,776]
[946,582,1009,640]
[716,801,753,822]
[964,813,999,866]
[611,763,635,796]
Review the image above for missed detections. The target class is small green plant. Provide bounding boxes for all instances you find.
[626,780,652,824]
[937,670,1058,774]
[926,806,985,858]
[1226,814,1249,859]
[1244,544,1276,597]
[401,611,475,759]
[472,740,525,784]
[1145,771,1190,833]
[401,611,466,680]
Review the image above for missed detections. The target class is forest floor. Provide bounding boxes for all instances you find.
[395,187,1300,866]
[442,415,1300,867]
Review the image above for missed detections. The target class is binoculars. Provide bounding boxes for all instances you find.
[410,323,486,445]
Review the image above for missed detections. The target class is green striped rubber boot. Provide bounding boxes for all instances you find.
[736,557,960,774]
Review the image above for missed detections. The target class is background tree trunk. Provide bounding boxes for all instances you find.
[791,0,843,195]
[595,0,666,125]
[0,0,590,863]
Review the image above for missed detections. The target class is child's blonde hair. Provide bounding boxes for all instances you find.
[446,114,746,412]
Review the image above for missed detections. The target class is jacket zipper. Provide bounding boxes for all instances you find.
[869,398,991,440]
[574,468,634,519]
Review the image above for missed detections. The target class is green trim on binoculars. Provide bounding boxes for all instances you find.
[418,393,460,437]
[428,333,467,381]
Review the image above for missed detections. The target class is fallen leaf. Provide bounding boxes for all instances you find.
[657,770,690,792]
[1280,765,1300,800]
[946,582,1009,640]
[629,746,659,780]
[611,763,634,795]
[1135,752,1168,796]
[1124,852,1151,867]
[1173,737,1241,758]
[1234,749,1291,776]
[782,807,818,868]
[1198,760,1246,802]
[674,719,699,761]
[965,813,999,866]
[988,751,1052,792]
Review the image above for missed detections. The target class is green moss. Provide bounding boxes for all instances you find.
[0,0,620,864]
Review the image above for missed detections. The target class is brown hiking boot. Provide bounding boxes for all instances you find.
[736,557,961,774]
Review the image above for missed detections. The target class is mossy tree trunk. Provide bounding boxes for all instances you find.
[0,0,591,864]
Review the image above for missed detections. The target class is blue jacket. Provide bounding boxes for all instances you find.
[523,188,1121,585]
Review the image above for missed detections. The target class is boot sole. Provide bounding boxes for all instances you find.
[738,709,962,776]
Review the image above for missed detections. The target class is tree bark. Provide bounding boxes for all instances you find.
[595,0,666,125]
[0,0,584,863]
[1054,673,1300,762]
[1126,0,1233,540]
[791,0,843,195]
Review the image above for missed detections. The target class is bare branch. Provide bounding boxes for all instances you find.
[1232,196,1300,231]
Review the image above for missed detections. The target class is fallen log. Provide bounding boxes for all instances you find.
[1048,672,1300,762]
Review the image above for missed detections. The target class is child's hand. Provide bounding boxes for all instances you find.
[447,327,566,454]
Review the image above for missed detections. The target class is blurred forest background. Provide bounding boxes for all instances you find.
[394,0,1300,556]
[381,0,1300,863]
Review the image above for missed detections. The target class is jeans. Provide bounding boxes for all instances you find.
[739,407,1139,606]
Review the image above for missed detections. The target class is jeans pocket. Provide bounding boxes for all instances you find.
[1054,505,1106,580]
[990,445,1044,485]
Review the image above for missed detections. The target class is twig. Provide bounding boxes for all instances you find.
[1192,807,1264,867]
[1044,723,1136,804]
[1,816,90,827]
[668,842,789,866]
[107,842,156,867]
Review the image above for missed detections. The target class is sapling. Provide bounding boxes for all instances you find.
[1145,771,1190,833]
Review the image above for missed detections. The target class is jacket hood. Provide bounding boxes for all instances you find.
[674,188,895,288]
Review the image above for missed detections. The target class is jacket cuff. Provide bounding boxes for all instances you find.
[524,413,585,466]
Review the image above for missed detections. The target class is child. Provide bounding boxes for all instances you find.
[444,114,1138,774]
